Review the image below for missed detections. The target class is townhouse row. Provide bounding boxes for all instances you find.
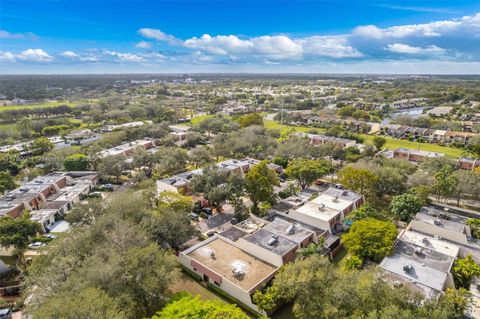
[381,124,478,145]
[0,172,98,232]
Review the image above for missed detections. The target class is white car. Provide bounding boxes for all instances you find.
[42,234,57,240]
[28,242,46,249]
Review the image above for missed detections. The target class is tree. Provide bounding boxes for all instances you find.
[348,205,381,222]
[0,214,40,270]
[31,137,54,156]
[245,161,278,214]
[64,153,89,171]
[453,170,480,206]
[390,193,422,222]
[342,218,397,263]
[188,146,212,168]
[342,255,363,270]
[0,171,17,194]
[156,192,192,213]
[98,155,126,183]
[467,218,480,239]
[433,166,459,202]
[285,159,333,189]
[32,287,128,319]
[373,136,387,151]
[153,147,189,177]
[337,166,379,195]
[237,112,263,128]
[452,254,480,289]
[150,292,250,319]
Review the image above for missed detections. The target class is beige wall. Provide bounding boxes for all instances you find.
[409,221,468,245]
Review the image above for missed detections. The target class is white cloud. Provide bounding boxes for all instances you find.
[1,49,53,62]
[137,28,180,45]
[140,28,362,60]
[0,29,38,40]
[61,51,79,58]
[135,41,152,49]
[385,43,446,54]
[354,13,480,39]
[300,36,363,58]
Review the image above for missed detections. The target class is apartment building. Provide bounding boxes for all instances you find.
[380,206,480,304]
[179,235,278,313]
[97,139,159,158]
[293,132,357,149]
[156,158,283,194]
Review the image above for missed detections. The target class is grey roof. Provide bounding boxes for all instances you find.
[414,212,466,233]
[219,227,248,242]
[394,240,454,273]
[380,253,449,292]
[263,218,314,245]
[322,187,362,202]
[244,228,297,256]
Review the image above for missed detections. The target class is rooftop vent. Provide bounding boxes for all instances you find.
[285,224,296,235]
[332,196,339,202]
[318,204,326,211]
[210,251,216,258]
[434,219,442,226]
[268,234,279,246]
[403,264,413,273]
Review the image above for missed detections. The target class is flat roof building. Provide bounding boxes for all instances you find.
[179,236,278,313]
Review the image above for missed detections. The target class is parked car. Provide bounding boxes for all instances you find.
[188,213,199,221]
[315,179,324,186]
[207,230,218,237]
[335,184,344,189]
[230,217,239,225]
[42,234,57,240]
[202,207,213,215]
[0,308,12,319]
[28,242,46,249]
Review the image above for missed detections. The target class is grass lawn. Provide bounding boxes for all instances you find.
[0,101,77,112]
[170,272,227,303]
[361,134,465,158]
[0,123,19,133]
[264,119,465,159]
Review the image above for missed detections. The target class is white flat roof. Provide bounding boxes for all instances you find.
[295,201,339,221]
[400,230,460,258]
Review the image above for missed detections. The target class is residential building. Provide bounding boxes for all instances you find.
[97,139,159,158]
[156,158,283,194]
[458,158,480,171]
[275,187,364,234]
[179,235,278,313]
[293,132,356,149]
[380,206,480,302]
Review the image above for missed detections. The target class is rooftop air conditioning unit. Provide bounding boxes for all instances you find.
[414,247,422,256]
[285,224,296,235]
[318,204,326,211]
[332,196,339,202]
[434,219,442,226]
[403,264,413,273]
[268,234,279,246]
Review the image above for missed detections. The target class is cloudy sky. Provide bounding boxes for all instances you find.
[1,0,480,74]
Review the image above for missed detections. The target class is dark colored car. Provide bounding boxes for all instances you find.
[202,207,213,215]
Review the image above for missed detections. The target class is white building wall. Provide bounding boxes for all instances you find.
[235,238,284,267]
[277,210,332,233]
[409,221,468,245]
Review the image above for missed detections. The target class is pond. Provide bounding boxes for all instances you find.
[382,106,428,125]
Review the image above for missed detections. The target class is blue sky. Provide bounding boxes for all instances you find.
[1,0,480,74]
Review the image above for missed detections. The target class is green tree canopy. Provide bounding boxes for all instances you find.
[285,158,333,189]
[64,153,90,171]
[150,292,250,319]
[342,218,397,263]
[452,254,480,289]
[0,171,17,194]
[390,193,422,222]
[32,287,128,319]
[337,166,379,195]
[245,161,278,215]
